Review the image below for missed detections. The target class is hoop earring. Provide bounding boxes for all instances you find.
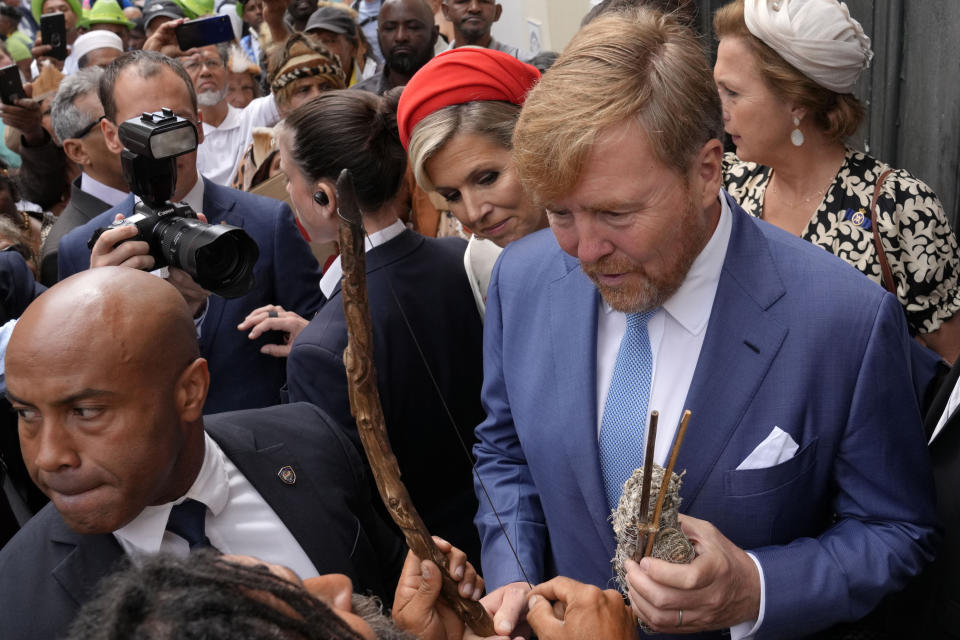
[791,116,804,147]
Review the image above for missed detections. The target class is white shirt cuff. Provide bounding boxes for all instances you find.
[729,552,765,640]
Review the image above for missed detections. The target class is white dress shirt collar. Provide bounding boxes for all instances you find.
[113,432,228,556]
[180,174,206,212]
[133,173,204,213]
[319,218,406,298]
[80,172,128,208]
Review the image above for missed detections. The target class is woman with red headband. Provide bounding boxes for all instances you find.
[398,47,544,318]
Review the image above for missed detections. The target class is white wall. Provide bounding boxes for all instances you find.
[491,0,594,57]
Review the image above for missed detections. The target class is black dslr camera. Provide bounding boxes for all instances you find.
[88,108,258,298]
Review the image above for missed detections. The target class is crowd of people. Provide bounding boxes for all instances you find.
[0,0,958,638]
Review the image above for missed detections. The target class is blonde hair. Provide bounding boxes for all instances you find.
[512,7,721,204]
[713,0,863,142]
[408,100,520,192]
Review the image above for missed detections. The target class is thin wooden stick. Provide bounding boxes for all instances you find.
[643,410,691,558]
[636,411,659,535]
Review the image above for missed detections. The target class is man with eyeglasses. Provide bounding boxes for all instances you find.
[35,67,123,286]
[184,42,280,187]
[58,50,324,414]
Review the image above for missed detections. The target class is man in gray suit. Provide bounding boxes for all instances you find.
[41,66,127,285]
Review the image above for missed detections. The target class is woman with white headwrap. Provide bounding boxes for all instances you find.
[715,0,960,363]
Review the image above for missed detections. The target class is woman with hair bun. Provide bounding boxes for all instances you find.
[715,0,960,363]
[398,47,545,318]
[242,88,486,564]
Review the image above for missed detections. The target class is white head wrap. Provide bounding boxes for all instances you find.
[743,0,872,94]
[72,30,123,63]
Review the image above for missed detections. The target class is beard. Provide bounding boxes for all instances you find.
[197,87,228,107]
[458,19,490,43]
[581,193,712,313]
[384,47,432,76]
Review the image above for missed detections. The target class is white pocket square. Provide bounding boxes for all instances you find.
[736,426,799,471]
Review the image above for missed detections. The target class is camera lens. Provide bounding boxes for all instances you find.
[153,216,259,298]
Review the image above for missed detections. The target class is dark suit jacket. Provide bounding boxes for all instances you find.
[286,229,485,565]
[57,178,325,413]
[886,362,960,637]
[0,250,44,324]
[475,196,938,638]
[0,252,46,545]
[39,177,111,287]
[0,402,405,640]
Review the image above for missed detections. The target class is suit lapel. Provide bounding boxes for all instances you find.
[548,257,615,553]
[925,361,960,436]
[50,519,125,607]
[208,426,341,574]
[676,201,788,509]
[70,181,110,221]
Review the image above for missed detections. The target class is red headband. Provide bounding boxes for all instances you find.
[397,48,541,150]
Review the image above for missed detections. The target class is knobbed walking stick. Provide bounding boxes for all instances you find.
[335,169,496,636]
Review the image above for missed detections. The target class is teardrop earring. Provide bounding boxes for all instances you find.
[791,116,804,147]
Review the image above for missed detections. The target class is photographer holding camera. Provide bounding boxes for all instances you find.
[58,50,324,414]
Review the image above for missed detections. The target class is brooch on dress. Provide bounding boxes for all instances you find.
[843,208,872,230]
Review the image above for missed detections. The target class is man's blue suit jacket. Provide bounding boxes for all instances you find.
[0,403,406,640]
[57,179,324,414]
[474,195,939,639]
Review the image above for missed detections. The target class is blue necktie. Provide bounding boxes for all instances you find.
[166,499,213,550]
[599,309,657,512]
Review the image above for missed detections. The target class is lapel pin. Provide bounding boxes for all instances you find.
[278,465,297,485]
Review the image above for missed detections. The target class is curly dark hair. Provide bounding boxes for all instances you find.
[65,551,367,640]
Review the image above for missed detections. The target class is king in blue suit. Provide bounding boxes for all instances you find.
[56,51,323,414]
[474,10,938,640]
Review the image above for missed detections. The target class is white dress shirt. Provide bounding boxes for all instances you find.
[319,219,406,299]
[197,95,279,187]
[114,432,320,580]
[80,172,128,208]
[595,193,764,639]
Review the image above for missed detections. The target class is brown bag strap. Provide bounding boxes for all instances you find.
[871,169,895,292]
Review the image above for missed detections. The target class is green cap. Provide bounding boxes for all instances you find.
[171,0,215,19]
[31,0,87,27]
[85,0,135,28]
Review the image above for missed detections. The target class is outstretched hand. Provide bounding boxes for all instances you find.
[527,577,636,640]
[142,17,188,57]
[473,581,532,640]
[392,537,492,640]
[238,304,309,357]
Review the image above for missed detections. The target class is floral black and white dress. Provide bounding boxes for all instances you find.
[724,149,960,335]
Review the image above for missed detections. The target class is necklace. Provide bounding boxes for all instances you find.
[767,171,835,209]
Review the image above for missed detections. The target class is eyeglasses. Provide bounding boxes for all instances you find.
[182,58,226,73]
[70,115,105,140]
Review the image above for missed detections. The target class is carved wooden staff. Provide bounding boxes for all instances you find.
[336,170,496,636]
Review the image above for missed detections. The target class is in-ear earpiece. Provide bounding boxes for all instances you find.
[313,191,329,206]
